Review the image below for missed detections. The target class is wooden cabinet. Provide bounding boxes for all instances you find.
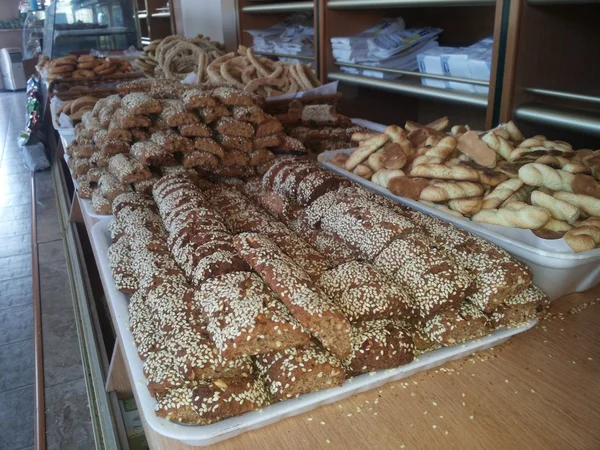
[136,0,179,45]
[233,0,600,140]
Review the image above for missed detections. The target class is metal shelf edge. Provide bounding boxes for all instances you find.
[514,103,600,136]
[242,2,314,13]
[328,0,495,9]
[328,72,488,108]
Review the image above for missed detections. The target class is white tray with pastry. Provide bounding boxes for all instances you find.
[63,153,112,222]
[318,118,600,300]
[89,218,535,447]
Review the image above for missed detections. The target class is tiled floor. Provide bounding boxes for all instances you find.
[0,92,94,449]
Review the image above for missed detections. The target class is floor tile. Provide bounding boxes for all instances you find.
[0,253,32,281]
[0,234,31,258]
[0,304,33,346]
[40,260,74,315]
[35,196,59,224]
[0,204,31,222]
[0,275,32,310]
[0,218,31,238]
[35,170,55,200]
[38,239,66,264]
[0,192,32,208]
[45,378,94,450]
[1,171,32,186]
[0,385,34,449]
[0,163,29,175]
[0,180,31,197]
[0,339,34,392]
[42,308,84,387]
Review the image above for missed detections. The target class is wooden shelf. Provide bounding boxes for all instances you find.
[328,0,495,9]
[514,103,600,137]
[255,51,314,60]
[328,72,489,108]
[242,1,314,13]
[335,62,489,86]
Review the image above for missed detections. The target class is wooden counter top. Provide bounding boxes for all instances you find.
[144,285,600,449]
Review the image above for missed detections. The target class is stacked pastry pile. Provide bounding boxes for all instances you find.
[273,99,364,153]
[107,160,548,424]
[200,46,322,97]
[331,118,600,252]
[66,80,302,215]
[136,35,226,79]
[44,54,136,82]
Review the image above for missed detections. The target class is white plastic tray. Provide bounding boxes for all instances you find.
[318,150,600,300]
[63,153,113,222]
[90,219,536,447]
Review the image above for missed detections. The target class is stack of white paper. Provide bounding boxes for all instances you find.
[245,13,314,57]
[417,37,493,94]
[331,18,442,80]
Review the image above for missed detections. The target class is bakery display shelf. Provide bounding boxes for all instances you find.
[53,26,129,38]
[335,62,489,86]
[514,103,600,137]
[523,88,600,105]
[90,219,534,447]
[328,0,495,8]
[328,72,488,108]
[242,1,314,13]
[319,149,600,300]
[255,51,315,61]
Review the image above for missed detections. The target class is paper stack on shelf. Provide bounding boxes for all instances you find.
[417,37,493,95]
[245,13,314,64]
[331,18,442,79]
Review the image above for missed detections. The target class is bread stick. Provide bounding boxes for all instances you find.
[345,134,389,171]
[420,181,484,202]
[410,163,479,181]
[553,191,600,217]
[530,190,580,224]
[372,169,405,188]
[564,217,600,252]
[447,197,483,216]
[471,204,551,229]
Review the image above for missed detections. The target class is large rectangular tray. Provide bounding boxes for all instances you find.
[318,149,600,300]
[90,219,536,447]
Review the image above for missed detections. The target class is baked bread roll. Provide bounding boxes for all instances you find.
[553,191,600,217]
[519,163,600,198]
[372,169,405,188]
[564,217,600,252]
[482,130,514,161]
[471,203,551,229]
[420,181,484,202]
[530,190,580,224]
[420,201,464,218]
[457,131,496,168]
[345,134,389,171]
[447,197,483,216]
[412,136,456,167]
[410,163,479,181]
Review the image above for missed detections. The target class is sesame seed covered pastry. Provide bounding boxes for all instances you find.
[108,154,152,185]
[420,301,490,347]
[317,261,414,323]
[488,284,549,329]
[197,271,312,359]
[234,233,352,359]
[343,319,415,376]
[374,233,473,322]
[254,343,345,402]
[155,377,270,425]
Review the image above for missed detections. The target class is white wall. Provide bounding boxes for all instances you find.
[180,0,224,42]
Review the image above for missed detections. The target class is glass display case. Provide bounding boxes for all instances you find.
[43,0,139,58]
[22,10,46,59]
